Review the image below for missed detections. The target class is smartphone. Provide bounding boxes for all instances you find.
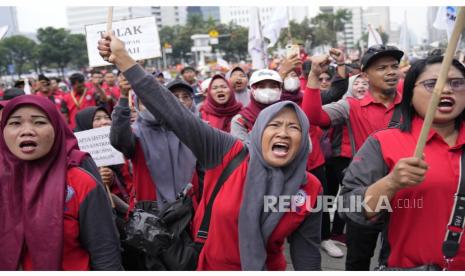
[286,44,300,59]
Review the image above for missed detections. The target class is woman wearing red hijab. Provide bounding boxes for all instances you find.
[199,74,242,132]
[0,95,121,270]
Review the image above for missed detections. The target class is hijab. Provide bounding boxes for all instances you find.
[0,95,87,270]
[239,101,311,270]
[132,95,196,208]
[200,74,242,132]
[74,106,108,132]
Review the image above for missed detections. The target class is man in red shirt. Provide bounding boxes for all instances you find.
[35,74,64,110]
[61,73,101,130]
[302,45,404,270]
[50,77,66,96]
[102,71,120,112]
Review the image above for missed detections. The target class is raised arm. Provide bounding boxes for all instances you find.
[98,34,237,169]
[302,54,349,128]
[321,48,349,104]
[321,74,349,104]
[109,98,136,159]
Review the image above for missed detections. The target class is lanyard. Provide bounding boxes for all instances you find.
[442,147,465,270]
[70,89,87,110]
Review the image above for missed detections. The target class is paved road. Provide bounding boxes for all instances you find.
[284,237,382,271]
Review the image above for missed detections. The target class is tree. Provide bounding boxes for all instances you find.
[275,18,314,49]
[0,43,9,76]
[216,22,249,61]
[1,35,36,77]
[311,9,352,46]
[68,34,88,70]
[36,27,74,78]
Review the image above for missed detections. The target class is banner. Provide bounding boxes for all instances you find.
[85,16,161,67]
[75,126,125,167]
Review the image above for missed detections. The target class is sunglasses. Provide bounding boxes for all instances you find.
[416,78,465,93]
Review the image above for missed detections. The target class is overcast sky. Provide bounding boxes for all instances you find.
[16,6,429,39]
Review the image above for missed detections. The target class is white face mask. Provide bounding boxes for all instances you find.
[283,77,301,92]
[252,88,282,104]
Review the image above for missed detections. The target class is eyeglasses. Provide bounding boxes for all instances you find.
[416,78,465,93]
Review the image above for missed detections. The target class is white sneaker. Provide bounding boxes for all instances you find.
[321,239,344,258]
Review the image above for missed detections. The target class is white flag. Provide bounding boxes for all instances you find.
[262,7,289,48]
[216,56,230,69]
[0,25,8,40]
[367,24,383,47]
[433,6,457,40]
[23,78,31,95]
[248,7,266,69]
[399,11,410,57]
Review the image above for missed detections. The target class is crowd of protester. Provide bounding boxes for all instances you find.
[1,29,465,271]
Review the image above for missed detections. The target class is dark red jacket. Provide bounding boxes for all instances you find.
[22,167,121,270]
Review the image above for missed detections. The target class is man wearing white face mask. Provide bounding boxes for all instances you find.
[230,69,283,141]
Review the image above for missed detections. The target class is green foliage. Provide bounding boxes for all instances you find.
[0,27,89,77]
[275,18,314,49]
[311,9,352,46]
[1,35,36,77]
[159,19,249,63]
[0,43,9,75]
[36,27,88,76]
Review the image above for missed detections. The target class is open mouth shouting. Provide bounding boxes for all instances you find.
[19,140,39,154]
[437,96,455,113]
[271,141,290,158]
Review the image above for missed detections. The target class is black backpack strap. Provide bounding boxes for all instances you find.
[196,145,249,239]
[442,148,465,267]
[388,104,402,128]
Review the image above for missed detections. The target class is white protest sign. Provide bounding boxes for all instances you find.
[74,126,124,167]
[85,16,161,67]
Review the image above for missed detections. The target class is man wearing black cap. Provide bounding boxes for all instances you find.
[180,66,202,105]
[165,79,196,112]
[302,45,404,270]
[35,74,64,110]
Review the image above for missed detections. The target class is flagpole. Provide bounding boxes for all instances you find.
[368,24,381,45]
[286,7,292,44]
[257,8,268,68]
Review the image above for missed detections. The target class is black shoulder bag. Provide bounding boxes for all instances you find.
[122,145,249,270]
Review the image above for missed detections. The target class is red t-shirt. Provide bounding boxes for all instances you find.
[359,116,465,270]
[35,91,64,111]
[61,90,96,130]
[192,141,322,270]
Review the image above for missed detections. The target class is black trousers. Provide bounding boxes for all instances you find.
[345,221,380,270]
[309,165,330,240]
[325,156,351,236]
